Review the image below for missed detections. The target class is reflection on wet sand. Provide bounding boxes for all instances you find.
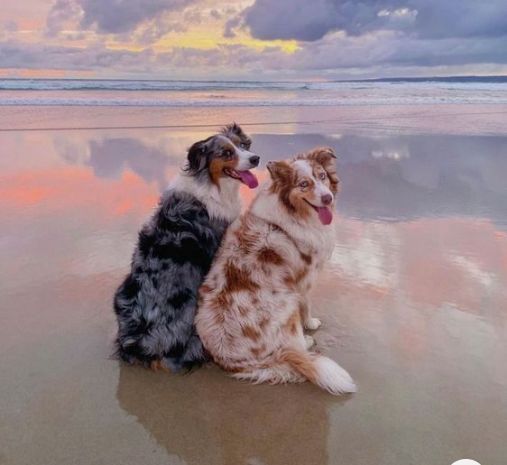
[117,364,344,465]
[253,133,507,223]
[332,217,507,317]
[47,131,507,226]
[1,125,507,465]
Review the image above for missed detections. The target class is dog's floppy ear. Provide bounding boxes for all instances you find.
[186,138,211,174]
[305,147,339,193]
[222,122,243,136]
[307,146,336,164]
[266,160,294,183]
[221,122,251,149]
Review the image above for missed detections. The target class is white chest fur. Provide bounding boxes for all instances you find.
[168,174,241,222]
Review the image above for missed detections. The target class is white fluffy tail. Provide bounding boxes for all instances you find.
[231,349,357,395]
[308,354,357,395]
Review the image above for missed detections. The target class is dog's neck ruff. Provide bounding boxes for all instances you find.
[168,173,241,223]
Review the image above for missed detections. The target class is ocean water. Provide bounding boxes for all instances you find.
[1,77,507,106]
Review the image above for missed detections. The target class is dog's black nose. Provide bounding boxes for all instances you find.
[249,155,260,166]
[321,194,333,205]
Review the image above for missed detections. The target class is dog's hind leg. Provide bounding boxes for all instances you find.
[114,274,157,367]
[299,297,322,331]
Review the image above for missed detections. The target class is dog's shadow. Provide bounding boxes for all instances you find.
[116,363,351,465]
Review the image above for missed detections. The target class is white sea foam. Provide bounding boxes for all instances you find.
[0,78,506,106]
[0,79,308,91]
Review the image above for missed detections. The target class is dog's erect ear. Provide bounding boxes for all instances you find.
[186,138,210,174]
[266,160,294,183]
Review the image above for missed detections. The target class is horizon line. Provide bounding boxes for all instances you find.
[0,74,506,83]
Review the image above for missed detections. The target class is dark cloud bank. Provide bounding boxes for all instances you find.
[243,0,507,41]
[239,0,507,73]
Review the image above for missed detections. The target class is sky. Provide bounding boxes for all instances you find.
[1,0,507,80]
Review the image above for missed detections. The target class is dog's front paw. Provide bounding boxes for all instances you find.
[304,335,315,349]
[305,317,322,330]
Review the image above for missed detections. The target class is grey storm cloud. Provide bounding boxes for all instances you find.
[47,0,195,35]
[242,0,507,41]
[275,33,507,71]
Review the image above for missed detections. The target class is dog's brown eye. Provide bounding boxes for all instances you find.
[319,172,327,180]
[223,150,233,158]
[299,180,309,189]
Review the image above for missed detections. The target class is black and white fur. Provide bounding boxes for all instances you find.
[113,124,259,371]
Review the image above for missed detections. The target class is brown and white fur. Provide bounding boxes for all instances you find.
[195,147,356,395]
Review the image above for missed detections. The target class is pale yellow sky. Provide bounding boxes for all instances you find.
[0,0,300,78]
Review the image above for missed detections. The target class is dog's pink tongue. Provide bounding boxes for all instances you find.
[238,170,258,189]
[316,206,333,225]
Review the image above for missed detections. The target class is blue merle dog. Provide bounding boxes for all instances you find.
[114,124,260,371]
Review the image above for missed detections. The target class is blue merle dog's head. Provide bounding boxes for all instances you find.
[185,123,260,189]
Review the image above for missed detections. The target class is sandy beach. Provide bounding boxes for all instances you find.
[1,104,507,465]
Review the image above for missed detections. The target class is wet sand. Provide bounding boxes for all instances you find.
[1,106,507,465]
